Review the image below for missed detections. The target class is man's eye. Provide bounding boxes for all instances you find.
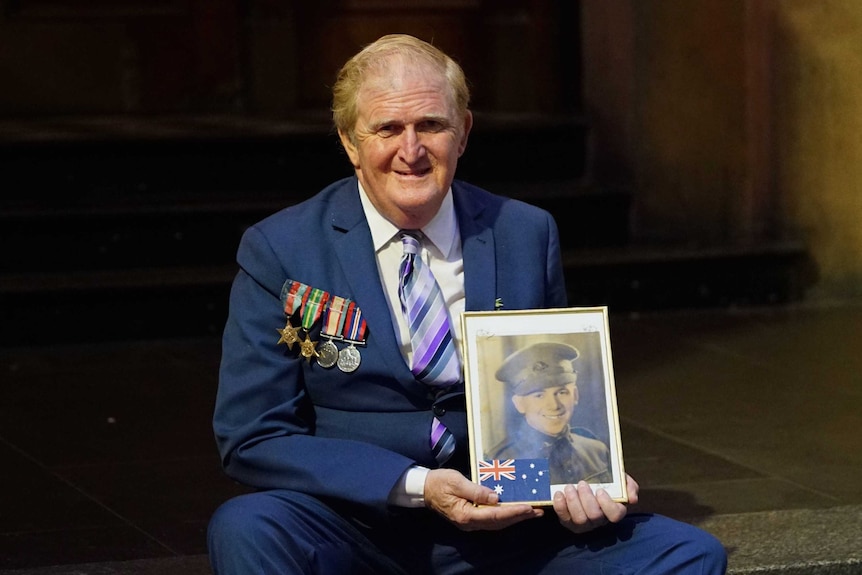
[419,120,445,132]
[376,124,404,137]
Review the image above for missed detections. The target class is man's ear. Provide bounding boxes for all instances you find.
[457,110,473,157]
[338,129,360,168]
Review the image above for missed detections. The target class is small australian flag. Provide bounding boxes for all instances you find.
[478,458,551,502]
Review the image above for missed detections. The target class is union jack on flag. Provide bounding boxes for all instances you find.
[478,459,517,482]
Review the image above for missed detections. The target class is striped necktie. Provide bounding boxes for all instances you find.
[398,231,459,464]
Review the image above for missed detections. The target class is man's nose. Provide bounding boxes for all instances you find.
[544,395,562,409]
[399,127,426,163]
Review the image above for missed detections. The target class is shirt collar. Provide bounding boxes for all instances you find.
[358,181,458,257]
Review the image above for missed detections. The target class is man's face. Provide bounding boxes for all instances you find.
[339,58,472,230]
[511,382,579,437]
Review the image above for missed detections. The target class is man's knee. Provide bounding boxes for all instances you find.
[208,494,260,547]
[207,491,388,575]
[688,529,727,574]
[208,492,310,574]
[654,520,727,574]
[621,514,727,574]
[208,493,279,566]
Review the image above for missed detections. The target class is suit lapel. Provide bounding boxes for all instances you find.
[329,180,423,392]
[454,183,497,312]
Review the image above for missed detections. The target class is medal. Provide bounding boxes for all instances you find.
[337,301,367,373]
[316,296,350,369]
[299,335,319,361]
[337,345,361,373]
[316,339,339,368]
[297,287,329,363]
[277,281,309,350]
[276,320,300,349]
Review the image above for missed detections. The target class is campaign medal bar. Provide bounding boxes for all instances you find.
[277,280,309,350]
[337,301,367,373]
[316,296,349,369]
[298,288,329,362]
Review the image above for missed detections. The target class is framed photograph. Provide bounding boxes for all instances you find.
[461,306,627,506]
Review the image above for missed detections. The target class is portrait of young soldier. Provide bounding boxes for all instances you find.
[491,342,613,485]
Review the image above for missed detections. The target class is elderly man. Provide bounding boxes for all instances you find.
[207,33,727,574]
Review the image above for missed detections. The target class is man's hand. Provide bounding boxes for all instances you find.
[424,468,544,531]
[552,474,639,534]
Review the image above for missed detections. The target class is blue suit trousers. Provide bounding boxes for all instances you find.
[208,490,727,575]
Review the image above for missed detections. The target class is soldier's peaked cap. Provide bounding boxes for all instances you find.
[495,342,579,396]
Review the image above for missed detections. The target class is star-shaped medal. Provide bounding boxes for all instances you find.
[299,334,319,362]
[276,321,300,349]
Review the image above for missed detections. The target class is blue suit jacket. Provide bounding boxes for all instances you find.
[214,176,567,520]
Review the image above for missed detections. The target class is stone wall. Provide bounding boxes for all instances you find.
[773,0,862,300]
[583,0,862,300]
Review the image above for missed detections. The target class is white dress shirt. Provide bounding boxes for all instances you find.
[357,182,466,363]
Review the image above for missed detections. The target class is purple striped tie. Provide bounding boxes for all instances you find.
[398,231,459,464]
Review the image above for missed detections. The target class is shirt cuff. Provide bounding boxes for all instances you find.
[388,465,430,508]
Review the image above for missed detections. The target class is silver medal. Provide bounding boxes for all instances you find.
[337,344,361,373]
[316,339,339,368]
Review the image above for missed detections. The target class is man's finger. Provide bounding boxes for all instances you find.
[576,481,605,522]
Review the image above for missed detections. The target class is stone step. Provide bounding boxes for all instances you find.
[0,181,628,275]
[699,505,862,575]
[0,267,233,346]
[0,556,212,575]
[563,240,813,311]
[0,241,810,347]
[0,113,607,275]
[0,112,589,208]
[0,202,276,274]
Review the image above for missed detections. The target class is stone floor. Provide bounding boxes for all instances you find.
[1,300,861,573]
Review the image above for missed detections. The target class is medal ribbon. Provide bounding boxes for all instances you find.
[341,301,367,344]
[322,296,350,338]
[300,287,330,331]
[284,281,310,317]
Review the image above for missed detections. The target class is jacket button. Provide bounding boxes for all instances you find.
[433,405,446,416]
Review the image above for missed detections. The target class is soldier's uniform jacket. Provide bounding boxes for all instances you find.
[492,424,612,485]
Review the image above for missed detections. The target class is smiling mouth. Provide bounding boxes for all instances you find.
[395,167,432,177]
